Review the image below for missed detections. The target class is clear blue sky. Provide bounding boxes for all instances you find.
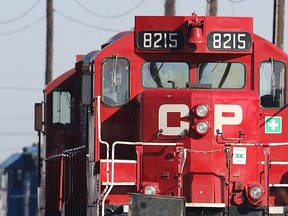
[0,0,287,163]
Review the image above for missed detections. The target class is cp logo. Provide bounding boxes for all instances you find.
[158,104,243,136]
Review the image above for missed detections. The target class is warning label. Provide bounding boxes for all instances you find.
[232,147,246,165]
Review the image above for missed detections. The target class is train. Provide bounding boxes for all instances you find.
[0,144,38,216]
[34,13,288,216]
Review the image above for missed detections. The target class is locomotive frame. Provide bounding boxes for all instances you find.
[35,14,288,216]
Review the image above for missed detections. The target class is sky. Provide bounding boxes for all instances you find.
[0,0,287,163]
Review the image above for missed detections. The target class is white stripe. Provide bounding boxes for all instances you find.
[269,142,288,146]
[269,184,288,187]
[100,159,137,163]
[186,203,225,208]
[123,205,129,213]
[261,161,288,165]
[141,142,177,146]
[269,206,284,214]
[102,182,136,186]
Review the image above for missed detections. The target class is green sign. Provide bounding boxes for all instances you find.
[265,116,282,134]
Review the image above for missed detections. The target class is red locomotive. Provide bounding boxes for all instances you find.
[35,13,288,216]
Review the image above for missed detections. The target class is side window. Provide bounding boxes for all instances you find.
[10,168,22,187]
[0,174,7,190]
[102,58,129,106]
[198,62,245,88]
[259,60,285,108]
[52,90,74,127]
[142,62,189,88]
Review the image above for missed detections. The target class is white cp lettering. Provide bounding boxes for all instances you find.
[214,104,243,135]
[158,104,190,135]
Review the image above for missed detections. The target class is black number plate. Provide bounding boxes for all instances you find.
[207,32,252,51]
[136,31,184,50]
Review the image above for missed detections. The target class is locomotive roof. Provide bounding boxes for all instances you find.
[0,153,21,170]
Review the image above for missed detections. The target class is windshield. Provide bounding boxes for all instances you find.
[102,57,130,106]
[198,62,245,88]
[259,60,285,108]
[142,62,189,88]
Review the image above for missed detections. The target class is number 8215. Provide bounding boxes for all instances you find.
[208,32,251,51]
[137,31,184,50]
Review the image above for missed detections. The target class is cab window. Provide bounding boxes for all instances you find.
[102,57,130,106]
[52,90,74,127]
[142,62,189,88]
[259,60,285,108]
[198,62,245,88]
[10,168,22,187]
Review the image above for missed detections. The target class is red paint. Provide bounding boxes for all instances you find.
[37,14,288,215]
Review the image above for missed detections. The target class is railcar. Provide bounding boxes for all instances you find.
[35,13,288,215]
[0,144,38,216]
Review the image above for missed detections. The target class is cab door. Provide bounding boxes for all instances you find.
[256,49,288,207]
[258,59,286,142]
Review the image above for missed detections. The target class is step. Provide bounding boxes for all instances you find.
[100,159,137,185]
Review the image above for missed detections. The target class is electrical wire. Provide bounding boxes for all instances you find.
[0,0,42,24]
[0,0,139,36]
[0,132,34,136]
[0,16,45,36]
[54,9,122,32]
[227,0,246,3]
[0,85,42,91]
[0,116,33,120]
[74,0,146,19]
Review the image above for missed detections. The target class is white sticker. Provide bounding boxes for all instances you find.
[232,147,246,165]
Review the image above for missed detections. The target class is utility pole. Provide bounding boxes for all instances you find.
[164,0,176,16]
[45,0,53,85]
[273,0,285,50]
[207,0,217,16]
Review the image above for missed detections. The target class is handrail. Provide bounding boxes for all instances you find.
[95,96,111,215]
[101,141,180,216]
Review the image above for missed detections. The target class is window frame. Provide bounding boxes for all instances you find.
[259,60,286,108]
[141,61,190,89]
[197,62,246,89]
[51,88,75,128]
[101,57,130,107]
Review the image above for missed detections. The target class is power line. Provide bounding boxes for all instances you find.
[0,132,35,136]
[74,0,146,19]
[0,85,42,91]
[0,16,45,36]
[0,115,33,120]
[0,130,34,136]
[226,0,246,3]
[0,0,42,24]
[54,9,122,32]
[0,3,131,37]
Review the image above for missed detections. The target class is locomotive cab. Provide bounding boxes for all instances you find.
[35,14,288,216]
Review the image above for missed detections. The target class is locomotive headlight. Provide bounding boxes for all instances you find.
[195,121,209,135]
[144,185,157,195]
[247,183,264,205]
[249,186,263,199]
[195,104,209,118]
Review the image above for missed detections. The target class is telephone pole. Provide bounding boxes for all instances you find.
[273,0,285,50]
[164,0,176,16]
[207,0,217,16]
[45,0,53,85]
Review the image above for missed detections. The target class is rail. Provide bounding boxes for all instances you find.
[95,96,185,216]
[44,145,87,215]
[96,96,110,214]
[95,96,288,215]
[100,141,182,216]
